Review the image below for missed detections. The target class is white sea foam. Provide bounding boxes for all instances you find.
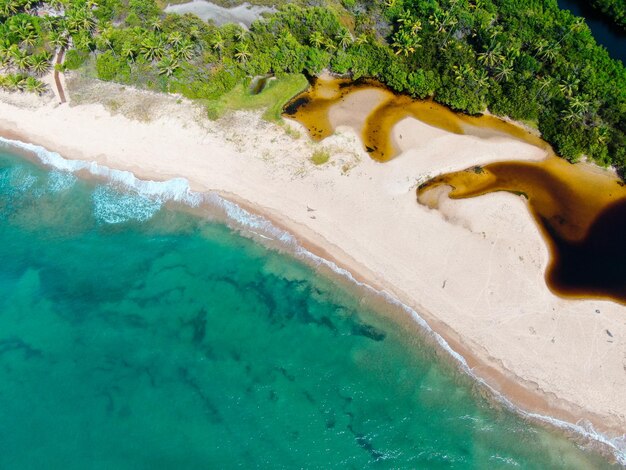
[0,166,37,194]
[47,170,77,192]
[92,186,162,224]
[1,135,625,464]
[1,137,203,223]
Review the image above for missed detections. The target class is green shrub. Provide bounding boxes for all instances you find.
[63,50,89,70]
[95,51,130,82]
[310,148,330,165]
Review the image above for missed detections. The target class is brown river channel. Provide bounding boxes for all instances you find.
[284,76,626,304]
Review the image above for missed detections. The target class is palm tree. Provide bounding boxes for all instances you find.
[48,0,67,12]
[539,43,560,62]
[532,76,555,102]
[174,38,194,61]
[211,31,224,58]
[234,43,250,63]
[309,31,324,49]
[336,29,352,50]
[157,55,179,77]
[121,42,136,62]
[322,38,336,51]
[168,31,184,48]
[354,33,368,46]
[561,107,580,124]
[559,75,579,98]
[66,8,96,34]
[478,41,504,68]
[140,34,165,61]
[48,30,70,50]
[10,47,32,72]
[30,52,52,75]
[0,0,19,17]
[9,17,35,41]
[150,18,162,31]
[473,68,489,90]
[398,10,421,35]
[429,11,448,34]
[188,26,200,40]
[429,10,456,34]
[493,61,513,82]
[534,38,548,56]
[95,25,114,50]
[0,40,12,69]
[6,73,27,91]
[0,52,11,70]
[234,27,247,43]
[569,95,591,114]
[24,76,47,94]
[555,17,586,48]
[535,17,584,64]
[562,96,590,124]
[453,63,474,82]
[20,31,38,48]
[392,29,419,56]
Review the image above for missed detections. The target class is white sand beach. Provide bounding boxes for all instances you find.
[1,79,625,449]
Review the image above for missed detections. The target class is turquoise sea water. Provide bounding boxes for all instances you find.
[0,145,617,469]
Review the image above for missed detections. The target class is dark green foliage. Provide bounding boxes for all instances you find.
[94,0,123,22]
[63,49,89,70]
[128,0,160,23]
[1,0,624,174]
[590,0,626,30]
[95,50,130,81]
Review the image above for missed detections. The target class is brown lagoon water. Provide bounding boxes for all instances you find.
[418,158,626,303]
[284,77,626,303]
[284,77,546,162]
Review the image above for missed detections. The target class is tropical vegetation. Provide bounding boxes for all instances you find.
[0,0,57,93]
[0,0,625,176]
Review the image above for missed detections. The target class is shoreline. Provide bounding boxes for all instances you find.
[2,133,623,462]
[1,84,625,461]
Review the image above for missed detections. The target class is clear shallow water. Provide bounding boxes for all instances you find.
[0,147,616,469]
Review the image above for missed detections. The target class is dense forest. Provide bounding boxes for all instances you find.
[0,0,625,175]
